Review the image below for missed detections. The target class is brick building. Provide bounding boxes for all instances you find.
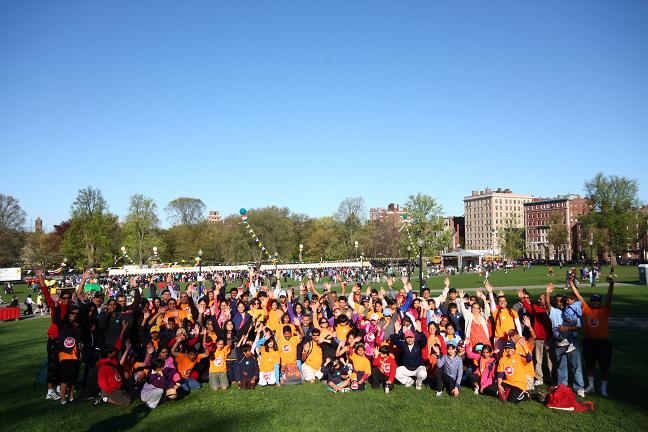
[369,203,406,224]
[444,216,465,251]
[524,194,589,261]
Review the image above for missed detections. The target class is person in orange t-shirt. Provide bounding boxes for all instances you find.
[278,326,301,365]
[208,339,231,390]
[171,334,207,393]
[571,277,614,396]
[496,340,532,403]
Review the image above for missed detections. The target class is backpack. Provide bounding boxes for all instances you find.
[545,384,595,412]
[280,363,303,385]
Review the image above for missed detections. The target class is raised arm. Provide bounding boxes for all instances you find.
[605,276,615,307]
[76,269,92,301]
[544,283,553,310]
[569,279,585,305]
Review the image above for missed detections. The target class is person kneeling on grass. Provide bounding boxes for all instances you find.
[433,343,462,397]
[236,344,259,389]
[140,358,179,409]
[370,345,396,393]
[95,323,132,407]
[496,340,532,403]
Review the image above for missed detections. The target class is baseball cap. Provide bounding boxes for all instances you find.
[369,313,379,321]
[150,326,160,334]
[503,340,516,350]
[404,330,415,338]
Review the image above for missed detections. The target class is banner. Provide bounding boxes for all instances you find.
[0,267,21,282]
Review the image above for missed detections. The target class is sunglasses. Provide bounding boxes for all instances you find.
[69,312,79,315]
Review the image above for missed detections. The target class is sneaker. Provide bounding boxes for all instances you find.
[533,379,544,386]
[556,339,569,347]
[435,391,442,397]
[45,391,61,401]
[93,395,107,405]
[474,388,479,395]
[566,344,576,353]
[576,389,585,398]
[415,381,423,391]
[384,387,390,394]
[584,385,595,393]
[404,381,413,388]
[600,387,608,397]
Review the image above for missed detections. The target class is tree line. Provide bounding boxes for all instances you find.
[0,172,644,270]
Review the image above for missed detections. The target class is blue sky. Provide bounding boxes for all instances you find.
[1,1,647,229]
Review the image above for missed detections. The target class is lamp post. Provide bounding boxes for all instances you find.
[299,244,304,263]
[589,237,594,287]
[274,252,279,272]
[417,238,425,294]
[354,241,359,259]
[197,248,203,293]
[406,245,412,282]
[114,246,128,266]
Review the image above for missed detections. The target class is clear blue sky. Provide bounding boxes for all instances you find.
[1,1,647,230]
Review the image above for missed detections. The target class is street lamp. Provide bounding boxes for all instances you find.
[406,245,412,282]
[299,244,304,263]
[114,246,128,265]
[588,237,594,287]
[197,248,203,293]
[354,241,359,258]
[274,252,279,272]
[417,238,425,294]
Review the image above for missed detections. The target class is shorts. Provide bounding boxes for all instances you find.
[102,389,132,406]
[208,372,229,390]
[59,359,80,384]
[583,338,612,371]
[302,364,323,382]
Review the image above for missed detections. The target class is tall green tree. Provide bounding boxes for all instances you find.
[547,211,569,260]
[165,197,206,226]
[122,194,162,264]
[0,194,27,266]
[498,218,525,260]
[583,173,642,265]
[334,197,366,258]
[403,193,452,257]
[62,187,119,267]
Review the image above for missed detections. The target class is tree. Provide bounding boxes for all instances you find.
[122,194,161,264]
[403,193,452,257]
[547,212,569,260]
[334,197,367,258]
[583,173,642,265]
[498,218,525,260]
[20,232,62,269]
[165,197,206,226]
[0,194,27,266]
[61,187,120,267]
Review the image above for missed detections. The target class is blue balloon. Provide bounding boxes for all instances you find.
[239,208,247,215]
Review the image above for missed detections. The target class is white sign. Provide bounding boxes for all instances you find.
[0,267,21,282]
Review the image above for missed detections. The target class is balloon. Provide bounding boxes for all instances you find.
[402,213,408,219]
[239,208,247,215]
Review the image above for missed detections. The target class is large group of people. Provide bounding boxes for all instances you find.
[35,265,614,409]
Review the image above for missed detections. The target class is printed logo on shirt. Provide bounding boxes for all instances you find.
[366,333,375,342]
[504,366,514,376]
[114,372,122,382]
[214,357,223,367]
[282,344,291,353]
[63,337,76,349]
[589,318,600,328]
[185,368,192,377]
[382,363,391,373]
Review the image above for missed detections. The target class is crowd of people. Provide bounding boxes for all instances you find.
[35,265,614,409]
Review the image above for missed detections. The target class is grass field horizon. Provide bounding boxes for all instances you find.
[1,265,647,431]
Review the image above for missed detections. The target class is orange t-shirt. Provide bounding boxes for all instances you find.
[209,347,231,373]
[279,334,301,365]
[350,353,371,376]
[304,342,323,370]
[259,348,281,373]
[336,324,351,341]
[581,304,610,339]
[176,352,207,378]
[515,341,534,378]
[497,354,528,391]
[59,337,78,361]
[491,308,519,339]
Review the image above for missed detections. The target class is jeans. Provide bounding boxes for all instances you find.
[181,378,201,392]
[555,342,585,391]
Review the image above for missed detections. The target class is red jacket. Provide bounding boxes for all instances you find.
[522,299,551,340]
[41,286,68,339]
[97,337,124,393]
[372,355,397,383]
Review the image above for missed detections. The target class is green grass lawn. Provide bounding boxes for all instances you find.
[1,264,647,432]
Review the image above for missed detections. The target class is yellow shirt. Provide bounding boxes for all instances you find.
[209,347,231,373]
[304,341,323,369]
[279,334,301,365]
[259,348,281,373]
[350,353,371,376]
[498,354,529,391]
